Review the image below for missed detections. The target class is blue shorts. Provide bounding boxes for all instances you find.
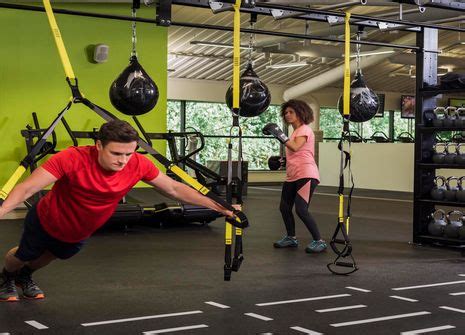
[15,205,85,261]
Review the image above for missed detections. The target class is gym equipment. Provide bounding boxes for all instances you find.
[432,143,446,164]
[109,3,158,116]
[428,209,447,236]
[456,143,465,165]
[368,131,390,143]
[444,106,457,127]
[444,142,457,164]
[458,224,465,240]
[432,107,446,127]
[327,12,358,276]
[268,156,285,171]
[342,130,364,143]
[439,72,465,90]
[456,108,465,128]
[225,63,271,117]
[457,177,465,202]
[397,131,414,143]
[262,123,289,144]
[444,176,458,201]
[444,210,463,238]
[430,176,446,201]
[337,28,378,123]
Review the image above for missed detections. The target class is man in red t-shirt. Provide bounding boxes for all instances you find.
[0,120,235,302]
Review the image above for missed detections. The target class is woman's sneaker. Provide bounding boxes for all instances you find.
[273,236,299,248]
[305,240,327,253]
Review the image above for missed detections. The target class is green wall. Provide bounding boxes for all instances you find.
[0,4,167,185]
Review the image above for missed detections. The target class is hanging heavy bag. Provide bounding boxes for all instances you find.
[225,63,271,117]
[427,209,447,236]
[444,210,463,238]
[432,143,446,164]
[337,70,379,123]
[430,175,446,201]
[444,176,458,201]
[109,56,159,116]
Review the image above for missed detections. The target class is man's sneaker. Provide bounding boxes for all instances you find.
[305,240,328,253]
[0,272,19,302]
[15,268,45,300]
[273,236,299,248]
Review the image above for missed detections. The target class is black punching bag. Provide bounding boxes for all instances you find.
[109,56,159,116]
[338,70,379,123]
[225,63,271,117]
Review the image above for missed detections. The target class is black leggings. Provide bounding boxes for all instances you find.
[280,178,320,240]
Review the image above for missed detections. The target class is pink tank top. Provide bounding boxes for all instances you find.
[285,124,320,182]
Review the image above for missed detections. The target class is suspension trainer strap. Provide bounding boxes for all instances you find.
[327,11,358,276]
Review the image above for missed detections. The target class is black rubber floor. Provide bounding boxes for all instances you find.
[1,186,465,335]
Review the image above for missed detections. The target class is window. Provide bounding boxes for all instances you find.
[167,100,284,170]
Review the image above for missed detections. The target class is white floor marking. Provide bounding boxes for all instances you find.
[449,292,465,296]
[204,301,230,309]
[315,304,366,313]
[24,321,48,330]
[290,326,323,334]
[142,324,208,334]
[249,187,412,202]
[330,311,431,327]
[81,310,203,327]
[256,294,351,306]
[345,286,371,293]
[439,306,465,313]
[389,296,418,302]
[244,313,273,321]
[400,325,456,334]
[392,280,465,291]
[458,274,465,277]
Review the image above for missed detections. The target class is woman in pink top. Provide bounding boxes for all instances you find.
[262,100,326,253]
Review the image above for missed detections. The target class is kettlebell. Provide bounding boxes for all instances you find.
[428,209,447,236]
[459,223,465,240]
[455,143,465,166]
[456,108,465,128]
[444,210,463,238]
[444,106,457,127]
[444,176,459,201]
[457,176,465,202]
[430,176,446,200]
[432,143,446,164]
[433,107,446,127]
[444,142,457,164]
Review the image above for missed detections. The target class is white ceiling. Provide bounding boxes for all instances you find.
[167,1,465,93]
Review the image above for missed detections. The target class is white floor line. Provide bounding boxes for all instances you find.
[81,310,203,327]
[316,304,367,313]
[345,286,371,293]
[249,187,412,202]
[142,324,209,334]
[449,292,465,296]
[244,313,273,321]
[389,296,418,302]
[24,321,48,330]
[256,294,351,306]
[330,311,431,328]
[290,326,323,334]
[204,301,230,309]
[439,306,465,313]
[392,280,465,291]
[400,325,456,334]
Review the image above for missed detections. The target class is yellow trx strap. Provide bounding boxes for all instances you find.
[43,0,76,81]
[232,0,241,110]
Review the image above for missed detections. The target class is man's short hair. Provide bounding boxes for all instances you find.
[97,120,139,147]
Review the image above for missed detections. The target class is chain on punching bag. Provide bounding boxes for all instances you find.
[109,5,159,116]
[337,30,379,123]
[225,19,271,118]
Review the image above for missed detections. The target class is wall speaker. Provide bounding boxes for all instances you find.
[93,44,109,63]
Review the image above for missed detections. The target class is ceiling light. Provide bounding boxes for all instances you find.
[190,41,252,50]
[347,50,395,58]
[266,61,309,69]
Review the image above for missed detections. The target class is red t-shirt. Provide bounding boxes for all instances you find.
[37,146,159,243]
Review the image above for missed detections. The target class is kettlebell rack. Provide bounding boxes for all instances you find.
[414,29,465,248]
